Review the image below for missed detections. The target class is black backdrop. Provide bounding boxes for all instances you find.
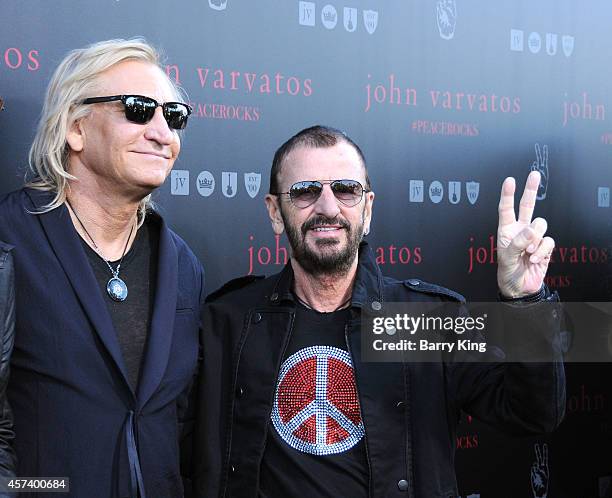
[1,1,611,496]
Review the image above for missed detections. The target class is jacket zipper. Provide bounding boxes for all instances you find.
[345,324,374,498]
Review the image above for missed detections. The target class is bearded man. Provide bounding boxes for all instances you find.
[193,125,563,498]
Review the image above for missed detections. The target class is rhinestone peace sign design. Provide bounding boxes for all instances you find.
[271,346,365,455]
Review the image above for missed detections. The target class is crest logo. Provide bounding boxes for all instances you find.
[562,35,575,57]
[344,7,357,32]
[436,0,457,40]
[208,0,227,11]
[321,4,338,30]
[363,10,378,35]
[196,171,215,197]
[244,172,261,199]
[528,32,542,54]
[466,181,480,205]
[222,172,237,198]
[448,181,461,204]
[429,181,444,204]
[546,33,557,56]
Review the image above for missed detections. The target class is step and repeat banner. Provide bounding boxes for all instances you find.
[1,0,611,496]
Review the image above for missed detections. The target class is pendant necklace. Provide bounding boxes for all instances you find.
[66,200,135,302]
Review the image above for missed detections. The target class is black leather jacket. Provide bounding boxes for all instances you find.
[0,242,16,482]
[193,242,565,498]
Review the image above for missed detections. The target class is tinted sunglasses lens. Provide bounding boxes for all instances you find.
[123,96,156,124]
[332,180,363,206]
[163,103,190,130]
[289,181,322,207]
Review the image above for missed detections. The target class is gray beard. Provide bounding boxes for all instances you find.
[281,211,364,278]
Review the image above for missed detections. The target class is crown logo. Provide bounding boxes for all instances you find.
[208,0,228,10]
[430,186,442,196]
[199,178,213,188]
[323,11,336,22]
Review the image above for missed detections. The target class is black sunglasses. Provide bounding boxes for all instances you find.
[273,179,370,208]
[81,94,192,130]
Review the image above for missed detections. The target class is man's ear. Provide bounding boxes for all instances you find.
[66,117,85,153]
[363,191,375,236]
[265,194,285,235]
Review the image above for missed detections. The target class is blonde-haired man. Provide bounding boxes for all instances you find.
[0,39,203,498]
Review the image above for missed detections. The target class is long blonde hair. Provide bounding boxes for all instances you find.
[26,38,183,220]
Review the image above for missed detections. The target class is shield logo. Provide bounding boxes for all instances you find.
[448,181,461,204]
[546,33,557,56]
[466,181,480,205]
[562,35,574,57]
[244,172,261,199]
[363,10,378,35]
[208,0,227,11]
[222,172,237,198]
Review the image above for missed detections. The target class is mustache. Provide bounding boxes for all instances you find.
[301,216,350,235]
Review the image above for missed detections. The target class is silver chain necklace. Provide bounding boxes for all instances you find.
[67,200,135,302]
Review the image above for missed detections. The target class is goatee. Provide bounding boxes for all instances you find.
[282,211,364,277]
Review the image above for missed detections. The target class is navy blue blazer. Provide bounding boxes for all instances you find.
[0,189,204,498]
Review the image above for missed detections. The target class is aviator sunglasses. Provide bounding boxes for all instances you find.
[81,94,192,130]
[273,179,370,208]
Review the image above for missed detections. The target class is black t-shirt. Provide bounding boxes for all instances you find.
[259,300,369,498]
[81,217,159,391]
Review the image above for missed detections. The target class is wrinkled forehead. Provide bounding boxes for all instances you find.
[93,60,180,102]
[280,142,366,187]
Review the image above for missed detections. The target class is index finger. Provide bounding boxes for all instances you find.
[498,177,516,227]
[535,143,542,166]
[518,171,540,224]
[535,443,542,465]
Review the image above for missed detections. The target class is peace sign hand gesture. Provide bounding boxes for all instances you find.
[497,171,554,298]
[531,443,549,498]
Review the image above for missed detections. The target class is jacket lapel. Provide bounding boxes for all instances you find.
[25,189,131,388]
[136,215,178,408]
